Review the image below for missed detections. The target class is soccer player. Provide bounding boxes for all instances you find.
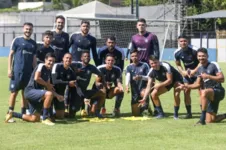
[69,20,99,66]
[131,18,160,64]
[5,53,64,126]
[36,30,54,64]
[70,51,105,117]
[51,53,77,119]
[98,36,125,70]
[95,54,124,117]
[178,48,226,125]
[6,22,37,122]
[125,50,150,116]
[174,35,200,119]
[139,55,183,119]
[51,15,69,62]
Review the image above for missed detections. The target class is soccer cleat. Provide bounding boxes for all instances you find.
[153,109,158,116]
[5,112,13,123]
[42,118,55,126]
[173,116,179,120]
[155,114,165,119]
[111,108,120,117]
[101,107,106,115]
[80,109,88,117]
[141,109,151,117]
[184,114,192,119]
[194,120,206,126]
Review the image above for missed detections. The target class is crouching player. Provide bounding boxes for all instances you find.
[178,48,226,125]
[95,54,124,117]
[125,50,150,116]
[139,55,183,119]
[5,53,64,126]
[70,51,105,118]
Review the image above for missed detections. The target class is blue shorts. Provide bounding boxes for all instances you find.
[9,72,30,92]
[207,87,225,114]
[24,89,46,114]
[183,76,197,84]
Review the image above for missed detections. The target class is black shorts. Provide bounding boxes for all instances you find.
[9,72,30,92]
[53,87,66,111]
[207,87,225,114]
[24,89,46,114]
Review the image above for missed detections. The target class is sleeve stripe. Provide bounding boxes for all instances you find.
[211,61,221,72]
[37,63,44,72]
[162,62,172,73]
[10,36,22,50]
[97,64,107,70]
[52,63,60,74]
[147,68,153,76]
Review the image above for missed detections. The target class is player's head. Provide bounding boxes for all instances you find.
[81,51,90,64]
[63,53,72,66]
[45,52,56,69]
[23,22,33,38]
[42,30,53,46]
[55,15,65,31]
[106,36,116,51]
[197,48,208,64]
[149,55,160,70]
[130,49,138,63]
[178,35,188,49]
[105,53,115,68]
[136,18,147,34]
[80,20,90,35]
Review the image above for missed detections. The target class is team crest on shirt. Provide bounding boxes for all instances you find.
[86,70,91,75]
[145,38,148,43]
[111,74,115,79]
[11,84,14,89]
[162,72,166,76]
[67,75,71,79]
[140,68,143,72]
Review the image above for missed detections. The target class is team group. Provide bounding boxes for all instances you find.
[4,16,226,126]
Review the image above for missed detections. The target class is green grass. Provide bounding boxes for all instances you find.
[1,57,226,150]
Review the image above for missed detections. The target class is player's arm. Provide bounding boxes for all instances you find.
[151,35,160,59]
[68,34,73,49]
[154,72,173,89]
[65,34,70,53]
[175,60,188,77]
[200,72,224,83]
[91,38,99,66]
[125,72,130,93]
[8,50,14,78]
[33,55,37,68]
[185,76,202,89]
[141,77,154,102]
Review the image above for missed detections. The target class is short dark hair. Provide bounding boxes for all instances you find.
[55,15,65,22]
[106,36,116,42]
[64,53,72,57]
[45,52,56,59]
[105,53,115,59]
[178,35,188,39]
[149,55,159,61]
[43,30,53,38]
[81,20,90,26]
[81,51,90,56]
[23,22,33,27]
[137,18,146,24]
[197,48,208,55]
[130,49,138,54]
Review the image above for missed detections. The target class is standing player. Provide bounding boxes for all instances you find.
[51,53,77,119]
[139,56,183,119]
[130,18,160,64]
[98,36,125,70]
[69,20,99,66]
[5,53,64,126]
[174,35,200,119]
[51,15,69,62]
[95,54,124,117]
[178,48,226,125]
[6,22,37,122]
[125,50,150,116]
[36,30,54,64]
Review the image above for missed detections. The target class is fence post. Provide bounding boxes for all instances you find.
[3,33,5,47]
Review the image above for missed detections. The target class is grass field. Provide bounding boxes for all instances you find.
[0,57,226,150]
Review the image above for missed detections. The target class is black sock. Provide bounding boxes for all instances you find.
[223,114,226,118]
[115,93,124,109]
[43,108,49,120]
[200,110,206,123]
[21,107,26,114]
[174,106,179,117]
[95,109,100,115]
[12,112,23,119]
[156,106,164,115]
[186,105,191,115]
[49,107,53,118]
[9,107,14,111]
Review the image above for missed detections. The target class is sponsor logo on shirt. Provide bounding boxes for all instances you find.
[22,50,33,55]
[137,47,147,51]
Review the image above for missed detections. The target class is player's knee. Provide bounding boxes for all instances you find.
[45,91,53,98]
[31,115,39,122]
[151,91,158,99]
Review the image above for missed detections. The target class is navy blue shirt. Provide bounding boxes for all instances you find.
[69,33,98,66]
[36,43,54,64]
[51,31,69,62]
[174,45,199,70]
[197,61,223,89]
[98,46,125,70]
[71,61,101,91]
[126,62,149,91]
[148,62,182,84]
[26,63,51,90]
[97,64,122,87]
[11,36,36,74]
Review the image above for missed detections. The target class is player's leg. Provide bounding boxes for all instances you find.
[53,98,65,119]
[151,87,168,118]
[183,77,194,119]
[90,90,106,117]
[173,82,181,119]
[21,89,29,115]
[42,91,55,125]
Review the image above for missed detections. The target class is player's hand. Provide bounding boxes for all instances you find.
[69,80,76,87]
[106,82,112,89]
[95,82,103,89]
[182,70,188,77]
[133,75,142,81]
[189,69,196,77]
[46,83,55,91]
[84,99,91,107]
[125,86,130,93]
[56,95,64,102]
[200,73,209,80]
[8,70,12,78]
[118,85,124,92]
[138,99,146,107]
